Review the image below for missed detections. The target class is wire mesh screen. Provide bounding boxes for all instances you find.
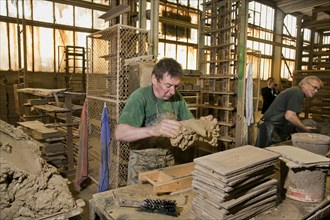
[86,24,150,188]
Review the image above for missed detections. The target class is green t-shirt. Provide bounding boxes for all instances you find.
[118,85,194,127]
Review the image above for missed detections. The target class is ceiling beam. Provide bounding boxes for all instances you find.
[276,0,330,14]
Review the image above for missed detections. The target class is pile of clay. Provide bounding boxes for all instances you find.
[0,120,77,219]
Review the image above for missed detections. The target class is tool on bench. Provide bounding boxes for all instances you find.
[118,198,178,216]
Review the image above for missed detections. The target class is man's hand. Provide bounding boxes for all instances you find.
[304,126,317,132]
[300,119,318,132]
[152,119,182,138]
[285,110,316,133]
[200,115,218,123]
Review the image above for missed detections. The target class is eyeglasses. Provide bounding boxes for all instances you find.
[306,82,320,92]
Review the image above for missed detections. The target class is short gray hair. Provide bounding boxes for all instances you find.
[299,75,323,86]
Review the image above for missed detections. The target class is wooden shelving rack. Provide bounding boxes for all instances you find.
[294,6,330,121]
[198,0,248,150]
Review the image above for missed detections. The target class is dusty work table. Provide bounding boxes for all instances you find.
[254,195,330,220]
[89,183,196,220]
[89,182,330,220]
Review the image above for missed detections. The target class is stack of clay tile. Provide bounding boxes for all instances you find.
[266,145,330,202]
[192,145,280,220]
[266,145,330,169]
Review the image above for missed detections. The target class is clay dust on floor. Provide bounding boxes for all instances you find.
[67,176,99,220]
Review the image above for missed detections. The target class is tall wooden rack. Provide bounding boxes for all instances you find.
[198,0,248,150]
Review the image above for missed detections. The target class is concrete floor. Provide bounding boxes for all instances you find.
[67,176,99,220]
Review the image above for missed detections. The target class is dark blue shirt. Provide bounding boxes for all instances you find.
[263,86,304,123]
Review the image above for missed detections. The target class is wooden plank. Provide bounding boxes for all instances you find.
[152,176,193,195]
[27,99,48,105]
[17,88,66,97]
[40,142,65,153]
[17,120,63,140]
[139,162,195,180]
[33,104,70,113]
[139,162,195,194]
[99,4,130,21]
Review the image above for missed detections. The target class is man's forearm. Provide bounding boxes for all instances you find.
[285,111,307,131]
[115,124,153,142]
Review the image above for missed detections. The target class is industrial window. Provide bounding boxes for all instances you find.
[0,22,9,70]
[0,1,6,16]
[283,15,297,37]
[33,0,53,23]
[322,33,330,44]
[248,1,274,38]
[26,25,33,71]
[55,29,74,73]
[34,27,54,72]
[300,28,330,71]
[157,0,200,70]
[301,28,311,69]
[0,0,109,73]
[93,10,108,30]
[92,0,110,6]
[303,28,311,41]
[166,0,202,9]
[281,14,297,80]
[55,3,73,26]
[75,7,92,28]
[8,22,19,69]
[248,1,275,80]
[247,40,273,79]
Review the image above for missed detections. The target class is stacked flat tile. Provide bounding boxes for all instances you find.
[17,120,67,169]
[192,145,280,220]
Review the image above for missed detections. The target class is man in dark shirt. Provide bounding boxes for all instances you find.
[261,77,280,114]
[256,75,322,147]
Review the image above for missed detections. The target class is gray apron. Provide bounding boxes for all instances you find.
[127,95,177,185]
[256,113,295,147]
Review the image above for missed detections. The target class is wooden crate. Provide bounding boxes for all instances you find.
[139,162,195,194]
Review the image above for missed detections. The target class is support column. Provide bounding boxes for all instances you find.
[272,9,284,83]
[150,0,159,58]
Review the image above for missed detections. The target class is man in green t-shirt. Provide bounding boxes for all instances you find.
[116,58,198,185]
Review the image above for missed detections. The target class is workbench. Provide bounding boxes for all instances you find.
[89,181,330,220]
[89,183,196,220]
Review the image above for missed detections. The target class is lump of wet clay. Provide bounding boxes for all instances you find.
[170,119,220,151]
[0,120,77,219]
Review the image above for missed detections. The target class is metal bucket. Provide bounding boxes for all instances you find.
[292,133,330,156]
